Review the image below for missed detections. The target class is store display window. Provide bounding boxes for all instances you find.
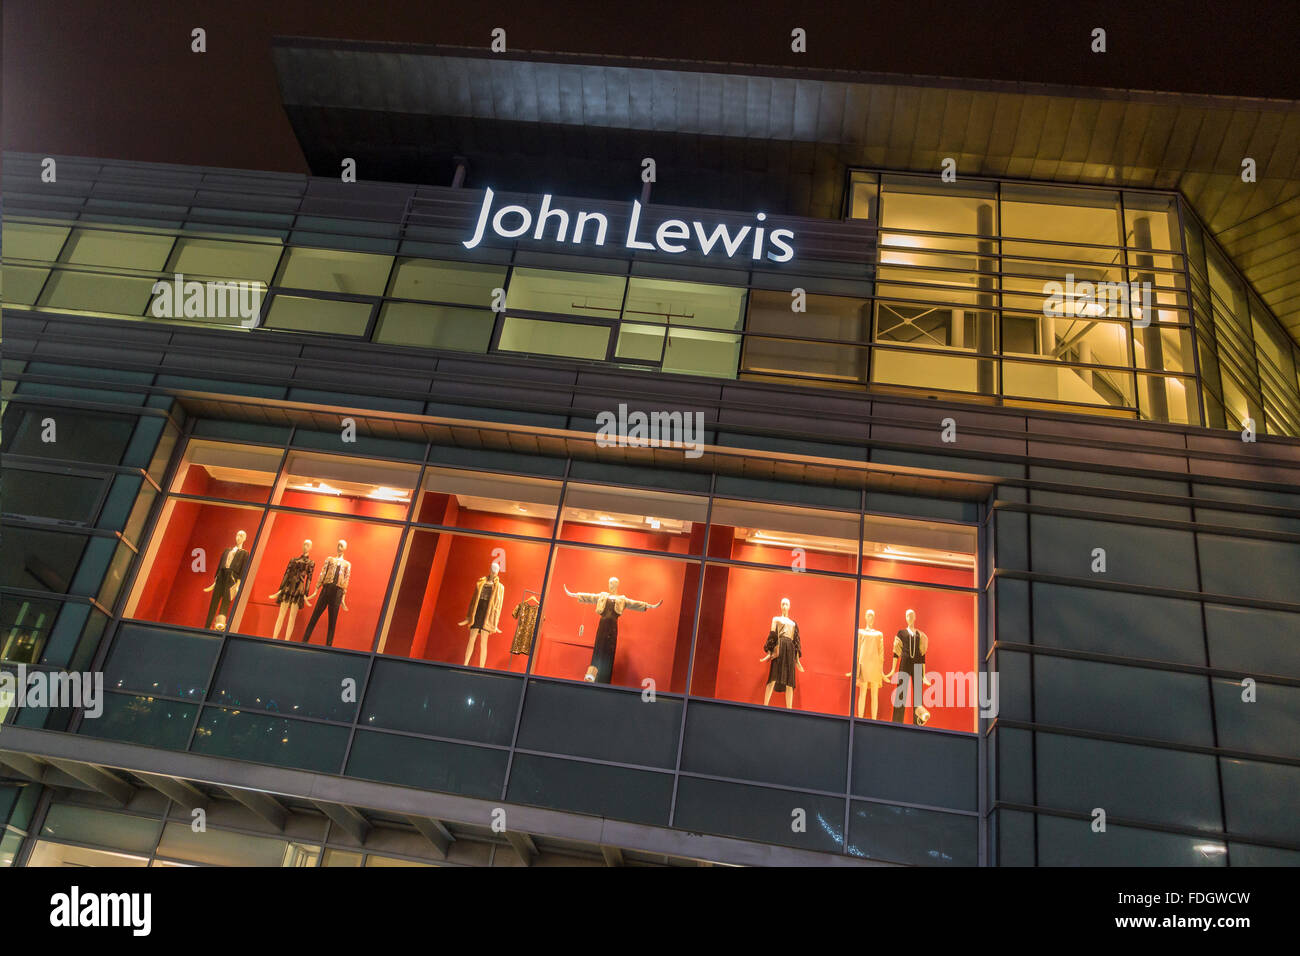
[379,530,551,671]
[277,452,419,521]
[125,499,264,631]
[532,546,700,693]
[708,499,859,573]
[414,468,560,537]
[691,564,856,716]
[853,581,978,732]
[173,441,280,503]
[861,514,978,588]
[239,511,403,651]
[122,434,983,735]
[559,483,707,554]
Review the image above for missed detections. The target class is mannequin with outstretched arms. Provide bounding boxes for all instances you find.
[563,577,662,684]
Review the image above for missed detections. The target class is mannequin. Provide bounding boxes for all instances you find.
[563,577,662,683]
[302,540,350,647]
[457,561,506,667]
[883,608,935,725]
[847,608,885,720]
[203,530,249,629]
[759,597,804,709]
[268,539,315,641]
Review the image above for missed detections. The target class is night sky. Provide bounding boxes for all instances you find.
[3,0,1297,176]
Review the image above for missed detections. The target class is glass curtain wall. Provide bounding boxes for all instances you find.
[7,173,1299,435]
[120,437,982,730]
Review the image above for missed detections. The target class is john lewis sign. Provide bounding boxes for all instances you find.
[464,187,795,262]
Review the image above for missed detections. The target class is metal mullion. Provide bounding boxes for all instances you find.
[843,494,866,856]
[499,455,571,803]
[668,472,714,829]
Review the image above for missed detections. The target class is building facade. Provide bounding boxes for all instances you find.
[2,43,1299,867]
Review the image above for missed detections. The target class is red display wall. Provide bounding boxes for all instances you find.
[533,546,697,692]
[857,581,977,732]
[384,521,551,672]
[177,462,271,503]
[693,563,857,716]
[240,510,402,651]
[129,499,264,628]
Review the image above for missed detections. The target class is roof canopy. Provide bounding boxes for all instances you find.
[273,37,1300,339]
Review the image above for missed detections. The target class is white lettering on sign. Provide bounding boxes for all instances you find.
[463,188,794,262]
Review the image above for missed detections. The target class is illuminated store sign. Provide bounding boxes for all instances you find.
[464,187,795,262]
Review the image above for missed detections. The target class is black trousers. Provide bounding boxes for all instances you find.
[205,569,239,628]
[302,584,343,646]
[891,666,924,723]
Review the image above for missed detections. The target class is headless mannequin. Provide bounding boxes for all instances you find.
[760,597,804,709]
[847,608,885,719]
[563,576,662,683]
[458,561,503,668]
[202,529,248,629]
[882,608,935,724]
[303,540,350,646]
[268,539,313,641]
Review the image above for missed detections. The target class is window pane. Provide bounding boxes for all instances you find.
[0,597,59,664]
[622,277,745,330]
[243,511,403,651]
[40,804,161,854]
[861,514,976,587]
[167,236,282,282]
[534,546,700,693]
[156,822,319,867]
[498,315,609,360]
[124,499,263,630]
[62,228,174,271]
[691,563,854,716]
[1002,315,1131,367]
[1133,325,1193,373]
[38,270,156,315]
[662,328,741,377]
[374,302,493,351]
[2,222,70,261]
[278,451,415,516]
[879,176,998,236]
[709,498,858,573]
[741,336,870,384]
[872,346,996,395]
[1002,360,1134,408]
[505,268,626,318]
[379,529,549,671]
[1001,184,1120,245]
[2,265,49,304]
[0,526,87,594]
[683,699,847,791]
[560,484,706,553]
[192,706,348,773]
[413,467,556,534]
[515,679,681,766]
[748,289,870,341]
[1137,373,1200,424]
[387,257,506,306]
[1124,192,1182,252]
[276,247,392,295]
[263,294,371,336]
[1,468,104,523]
[173,440,281,503]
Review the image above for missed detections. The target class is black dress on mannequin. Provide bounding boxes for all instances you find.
[763,618,802,691]
[891,628,927,723]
